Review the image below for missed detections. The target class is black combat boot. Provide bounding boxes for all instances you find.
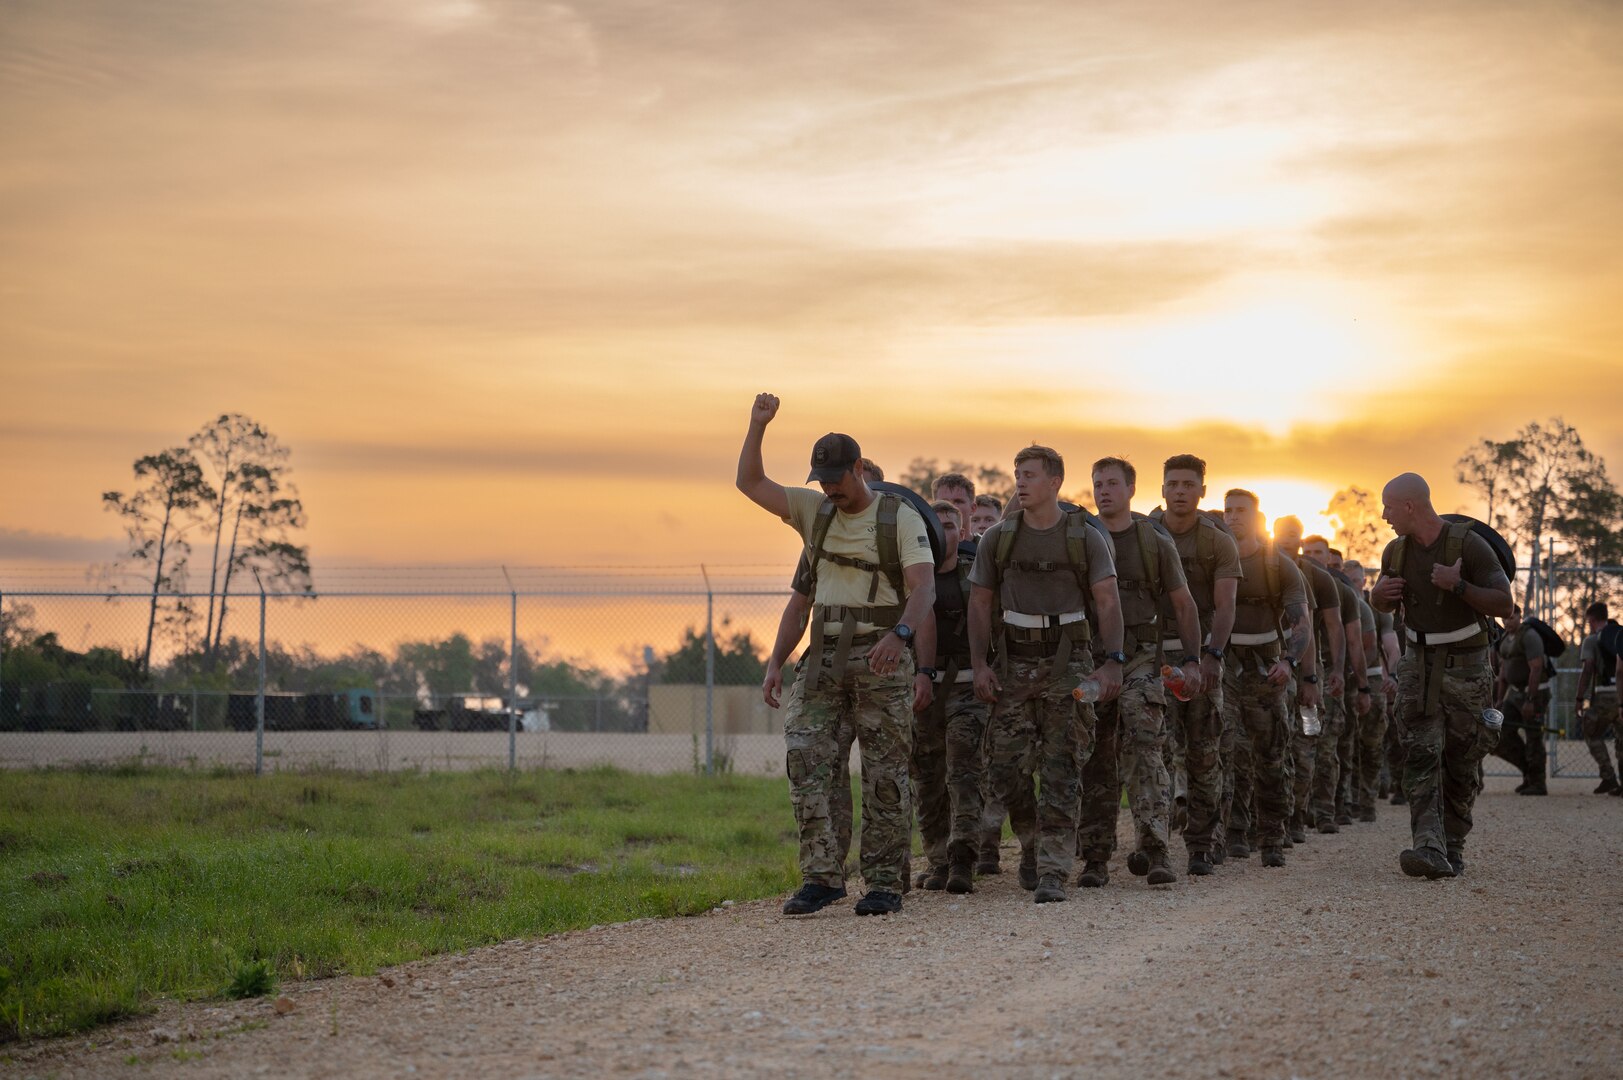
[1225,833,1250,860]
[782,883,847,915]
[945,856,975,894]
[1187,851,1214,876]
[914,864,948,891]
[1033,874,1068,903]
[1126,850,1151,876]
[854,890,903,915]
[1146,852,1177,885]
[1317,818,1339,834]
[1259,847,1285,868]
[1398,847,1455,880]
[1593,777,1619,795]
[1076,860,1110,888]
[1445,845,1465,877]
[1017,846,1038,891]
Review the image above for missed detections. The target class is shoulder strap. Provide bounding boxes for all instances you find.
[1196,516,1218,579]
[1065,510,1092,595]
[992,509,1023,585]
[805,499,838,596]
[1443,521,1469,570]
[876,493,903,596]
[1265,546,1283,619]
[1135,519,1162,597]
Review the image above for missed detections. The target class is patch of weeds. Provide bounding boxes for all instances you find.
[224,959,276,1001]
[172,1047,204,1062]
[114,857,158,878]
[28,870,68,888]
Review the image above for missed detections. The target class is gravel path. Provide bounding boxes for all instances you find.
[10,775,1622,1079]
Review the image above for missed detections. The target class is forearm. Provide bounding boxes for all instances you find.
[1346,628,1368,685]
[1381,632,1401,672]
[1324,615,1345,677]
[1285,603,1312,664]
[1092,584,1124,655]
[969,589,995,670]
[1209,591,1236,651]
[1525,658,1544,696]
[768,596,810,669]
[1172,590,1201,660]
[913,609,937,670]
[1462,581,1513,619]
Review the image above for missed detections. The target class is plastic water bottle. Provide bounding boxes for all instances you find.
[1300,705,1322,737]
[1072,678,1103,703]
[1481,708,1504,731]
[1161,664,1194,702]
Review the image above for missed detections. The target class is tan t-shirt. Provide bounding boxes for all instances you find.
[969,511,1116,616]
[785,486,934,634]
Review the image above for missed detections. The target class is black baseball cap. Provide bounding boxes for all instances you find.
[807,432,862,483]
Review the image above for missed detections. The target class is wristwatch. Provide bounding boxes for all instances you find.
[1105,650,1129,665]
[1202,645,1225,660]
[893,623,914,643]
[1451,579,1468,598]
[1303,673,1319,685]
[1285,655,1300,670]
[1357,685,1371,694]
[917,666,938,679]
[1180,655,1200,667]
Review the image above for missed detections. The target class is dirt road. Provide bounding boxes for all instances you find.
[10,775,1622,1079]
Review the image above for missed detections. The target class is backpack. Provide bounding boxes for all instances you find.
[989,506,1099,604]
[1388,517,1510,638]
[804,482,945,603]
[1123,513,1172,602]
[1440,514,1517,581]
[1598,622,1621,685]
[1522,617,1566,661]
[1149,506,1230,588]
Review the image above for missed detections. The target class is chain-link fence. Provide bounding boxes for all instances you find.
[0,567,799,775]
[2,565,1614,777]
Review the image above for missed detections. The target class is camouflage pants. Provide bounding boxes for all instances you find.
[1167,680,1225,854]
[987,653,1096,882]
[1078,659,1171,861]
[910,680,991,868]
[783,645,915,890]
[1307,689,1346,825]
[1351,692,1387,814]
[1384,691,1406,790]
[1491,684,1550,781]
[1222,658,1292,850]
[1582,692,1621,783]
[1397,651,1497,856]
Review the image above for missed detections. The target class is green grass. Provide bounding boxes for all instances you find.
[0,765,799,1042]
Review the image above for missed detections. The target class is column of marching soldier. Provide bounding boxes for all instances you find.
[737,394,1616,916]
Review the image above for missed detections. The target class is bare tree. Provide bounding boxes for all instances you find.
[188,414,297,652]
[102,449,215,673]
[212,469,312,654]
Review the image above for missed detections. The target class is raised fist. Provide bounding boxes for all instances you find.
[750,393,780,426]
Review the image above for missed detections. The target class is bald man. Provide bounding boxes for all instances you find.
[1372,473,1513,880]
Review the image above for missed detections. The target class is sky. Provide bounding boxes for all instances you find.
[4,0,1622,586]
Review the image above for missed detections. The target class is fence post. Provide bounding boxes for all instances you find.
[508,579,518,773]
[702,565,715,776]
[0,585,6,729]
[255,576,267,777]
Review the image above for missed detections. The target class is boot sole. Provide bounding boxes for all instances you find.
[1033,889,1068,903]
[1147,870,1177,885]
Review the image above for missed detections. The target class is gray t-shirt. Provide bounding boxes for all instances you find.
[970,512,1116,616]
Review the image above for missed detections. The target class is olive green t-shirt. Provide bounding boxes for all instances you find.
[1107,521,1187,645]
[1498,625,1547,687]
[1379,528,1508,635]
[1580,628,1617,689]
[1158,518,1242,631]
[1232,547,1308,638]
[970,512,1116,616]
